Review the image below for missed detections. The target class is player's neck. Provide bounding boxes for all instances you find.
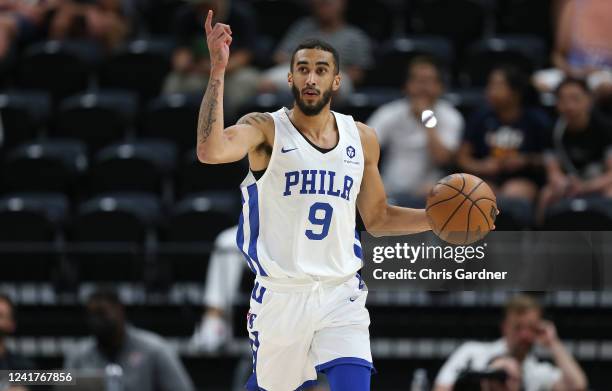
[289,106,334,139]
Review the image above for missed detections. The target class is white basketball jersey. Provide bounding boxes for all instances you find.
[236,107,364,280]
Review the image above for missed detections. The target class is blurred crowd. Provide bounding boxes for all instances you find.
[1,0,611,227]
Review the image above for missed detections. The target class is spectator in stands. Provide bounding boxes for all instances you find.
[49,0,130,50]
[163,0,259,119]
[191,225,243,351]
[258,0,373,99]
[534,0,612,96]
[0,294,34,372]
[64,289,194,391]
[537,77,612,221]
[0,0,55,59]
[457,66,552,202]
[453,355,523,391]
[433,294,588,391]
[367,56,463,201]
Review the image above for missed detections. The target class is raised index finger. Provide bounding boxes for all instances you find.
[204,10,213,35]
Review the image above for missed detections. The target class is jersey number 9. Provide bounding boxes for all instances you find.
[305,202,333,240]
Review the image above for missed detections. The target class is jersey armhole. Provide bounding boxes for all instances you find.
[248,112,279,185]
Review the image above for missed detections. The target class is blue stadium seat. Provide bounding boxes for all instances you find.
[0,91,50,149]
[143,93,201,152]
[1,140,87,195]
[176,149,248,197]
[363,36,454,88]
[98,39,174,102]
[17,40,100,101]
[55,91,137,151]
[461,35,547,86]
[0,193,68,242]
[87,140,177,196]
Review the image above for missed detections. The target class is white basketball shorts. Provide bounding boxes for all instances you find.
[245,274,373,391]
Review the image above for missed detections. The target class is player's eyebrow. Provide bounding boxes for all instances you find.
[315,61,330,67]
[296,61,310,66]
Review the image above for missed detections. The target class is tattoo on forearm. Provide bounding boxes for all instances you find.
[197,79,221,145]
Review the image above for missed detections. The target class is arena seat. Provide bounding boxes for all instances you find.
[17,40,100,102]
[408,0,489,47]
[238,92,293,119]
[0,91,50,149]
[495,0,552,38]
[160,192,239,281]
[175,148,248,197]
[143,93,201,152]
[542,197,612,231]
[251,0,306,42]
[0,193,68,281]
[334,90,403,122]
[98,39,174,102]
[87,140,176,197]
[442,88,486,119]
[55,91,137,151]
[494,196,534,230]
[1,140,87,195]
[346,0,395,41]
[461,35,547,86]
[363,36,454,88]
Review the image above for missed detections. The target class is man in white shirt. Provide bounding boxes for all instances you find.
[434,295,588,391]
[367,56,464,198]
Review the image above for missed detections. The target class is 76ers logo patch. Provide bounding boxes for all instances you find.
[346,145,356,158]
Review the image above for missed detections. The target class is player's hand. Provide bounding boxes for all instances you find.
[567,175,587,197]
[204,10,232,72]
[536,320,559,348]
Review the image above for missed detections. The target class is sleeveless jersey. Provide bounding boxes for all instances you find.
[236,107,365,281]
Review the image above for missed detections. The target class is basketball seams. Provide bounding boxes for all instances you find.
[472,200,495,230]
[426,190,463,211]
[438,180,484,234]
[465,202,474,245]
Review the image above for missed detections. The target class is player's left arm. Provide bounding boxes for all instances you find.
[356,122,431,236]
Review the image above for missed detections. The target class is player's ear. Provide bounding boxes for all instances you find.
[332,72,341,92]
[287,71,293,88]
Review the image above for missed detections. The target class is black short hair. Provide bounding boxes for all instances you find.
[87,288,122,308]
[405,55,443,83]
[556,77,590,96]
[491,65,529,96]
[290,39,340,75]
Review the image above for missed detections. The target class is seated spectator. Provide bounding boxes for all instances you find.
[49,0,130,50]
[0,293,34,371]
[453,355,522,391]
[534,0,612,96]
[258,0,372,99]
[163,0,259,119]
[191,225,242,352]
[457,66,552,202]
[367,56,463,200]
[433,294,587,391]
[0,0,55,59]
[64,289,194,391]
[538,77,612,221]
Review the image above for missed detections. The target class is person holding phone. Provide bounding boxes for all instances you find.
[433,295,588,391]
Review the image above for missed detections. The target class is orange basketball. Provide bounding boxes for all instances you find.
[426,173,497,245]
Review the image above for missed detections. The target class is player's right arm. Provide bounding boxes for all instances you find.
[196,10,266,164]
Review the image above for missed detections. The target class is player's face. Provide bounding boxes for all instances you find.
[406,63,442,102]
[289,49,340,116]
[486,70,516,109]
[0,300,15,337]
[502,309,541,359]
[557,84,591,126]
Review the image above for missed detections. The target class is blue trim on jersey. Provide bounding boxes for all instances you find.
[354,244,363,259]
[237,193,257,274]
[315,357,376,373]
[245,376,317,391]
[247,183,268,276]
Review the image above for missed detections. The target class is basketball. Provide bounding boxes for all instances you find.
[426,173,497,245]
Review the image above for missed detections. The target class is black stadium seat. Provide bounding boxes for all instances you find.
[176,148,248,197]
[98,39,173,102]
[0,91,50,149]
[0,193,68,281]
[334,90,403,122]
[143,93,202,152]
[17,40,100,102]
[1,140,87,195]
[87,140,177,196]
[55,91,137,151]
[363,36,454,88]
[0,193,68,242]
[442,88,486,119]
[542,197,612,231]
[461,35,547,86]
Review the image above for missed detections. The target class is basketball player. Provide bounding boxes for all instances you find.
[197,11,431,391]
